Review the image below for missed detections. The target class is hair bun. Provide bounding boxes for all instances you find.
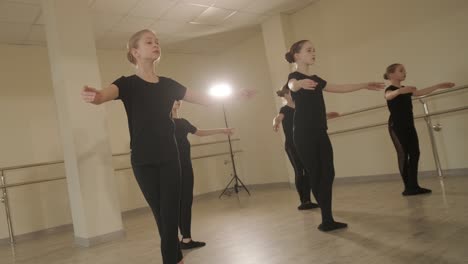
[285,52,294,63]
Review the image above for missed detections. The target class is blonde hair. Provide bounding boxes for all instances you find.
[126,29,156,65]
[383,63,402,80]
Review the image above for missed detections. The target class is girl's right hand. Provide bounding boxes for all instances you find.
[399,86,417,94]
[81,85,101,104]
[273,122,280,132]
[298,79,317,90]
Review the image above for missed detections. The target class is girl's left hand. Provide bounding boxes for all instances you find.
[365,82,385,91]
[437,82,455,89]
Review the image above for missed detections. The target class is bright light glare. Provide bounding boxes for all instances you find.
[209,83,232,98]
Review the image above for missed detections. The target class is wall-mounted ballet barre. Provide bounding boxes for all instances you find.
[329,84,468,180]
[329,105,468,135]
[112,138,241,157]
[0,139,242,245]
[114,150,244,172]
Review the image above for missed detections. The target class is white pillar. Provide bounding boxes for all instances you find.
[41,0,124,246]
[261,14,296,184]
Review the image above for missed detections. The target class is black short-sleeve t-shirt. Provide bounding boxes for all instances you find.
[113,75,187,165]
[287,71,328,130]
[385,85,414,127]
[174,118,197,163]
[279,105,295,146]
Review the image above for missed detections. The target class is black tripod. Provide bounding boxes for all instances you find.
[219,104,250,198]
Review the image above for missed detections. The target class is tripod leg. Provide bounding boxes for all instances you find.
[235,176,251,196]
[219,174,236,198]
[234,176,239,193]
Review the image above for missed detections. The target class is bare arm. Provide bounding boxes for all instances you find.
[81,84,119,105]
[194,128,234,137]
[325,82,384,93]
[288,78,317,92]
[412,82,455,97]
[183,89,255,106]
[183,89,218,106]
[273,113,285,132]
[384,86,416,101]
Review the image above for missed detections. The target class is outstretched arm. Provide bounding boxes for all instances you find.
[81,84,119,105]
[385,86,416,100]
[413,82,455,97]
[288,78,317,92]
[324,82,384,93]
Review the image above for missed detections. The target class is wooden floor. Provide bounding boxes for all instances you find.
[1,176,467,264]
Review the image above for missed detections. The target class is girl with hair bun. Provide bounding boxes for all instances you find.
[81,29,254,264]
[285,40,384,231]
[384,63,454,196]
[273,84,339,210]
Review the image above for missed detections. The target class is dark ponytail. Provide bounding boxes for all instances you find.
[276,84,290,97]
[285,51,295,63]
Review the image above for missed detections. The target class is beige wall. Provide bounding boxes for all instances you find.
[0,32,287,239]
[1,0,467,240]
[288,0,468,177]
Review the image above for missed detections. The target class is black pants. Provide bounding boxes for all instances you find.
[285,143,311,204]
[179,160,194,239]
[294,129,335,223]
[388,123,421,190]
[132,160,183,264]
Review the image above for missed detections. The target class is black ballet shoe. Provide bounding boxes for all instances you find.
[318,221,348,232]
[180,239,206,250]
[402,187,432,196]
[297,202,319,210]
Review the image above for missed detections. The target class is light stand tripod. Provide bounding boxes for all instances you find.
[219,104,250,198]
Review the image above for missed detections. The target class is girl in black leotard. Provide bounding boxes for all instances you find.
[285,40,383,231]
[81,29,254,264]
[172,100,233,250]
[384,63,454,196]
[273,84,339,210]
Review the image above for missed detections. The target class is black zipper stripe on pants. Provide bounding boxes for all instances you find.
[388,123,421,189]
[294,129,335,223]
[132,161,183,264]
[179,161,194,239]
[285,143,311,204]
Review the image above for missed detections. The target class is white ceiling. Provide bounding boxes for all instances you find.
[0,0,318,54]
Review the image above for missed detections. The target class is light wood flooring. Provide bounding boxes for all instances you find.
[1,176,467,264]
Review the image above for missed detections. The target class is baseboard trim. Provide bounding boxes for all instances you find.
[0,224,73,245]
[74,229,126,247]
